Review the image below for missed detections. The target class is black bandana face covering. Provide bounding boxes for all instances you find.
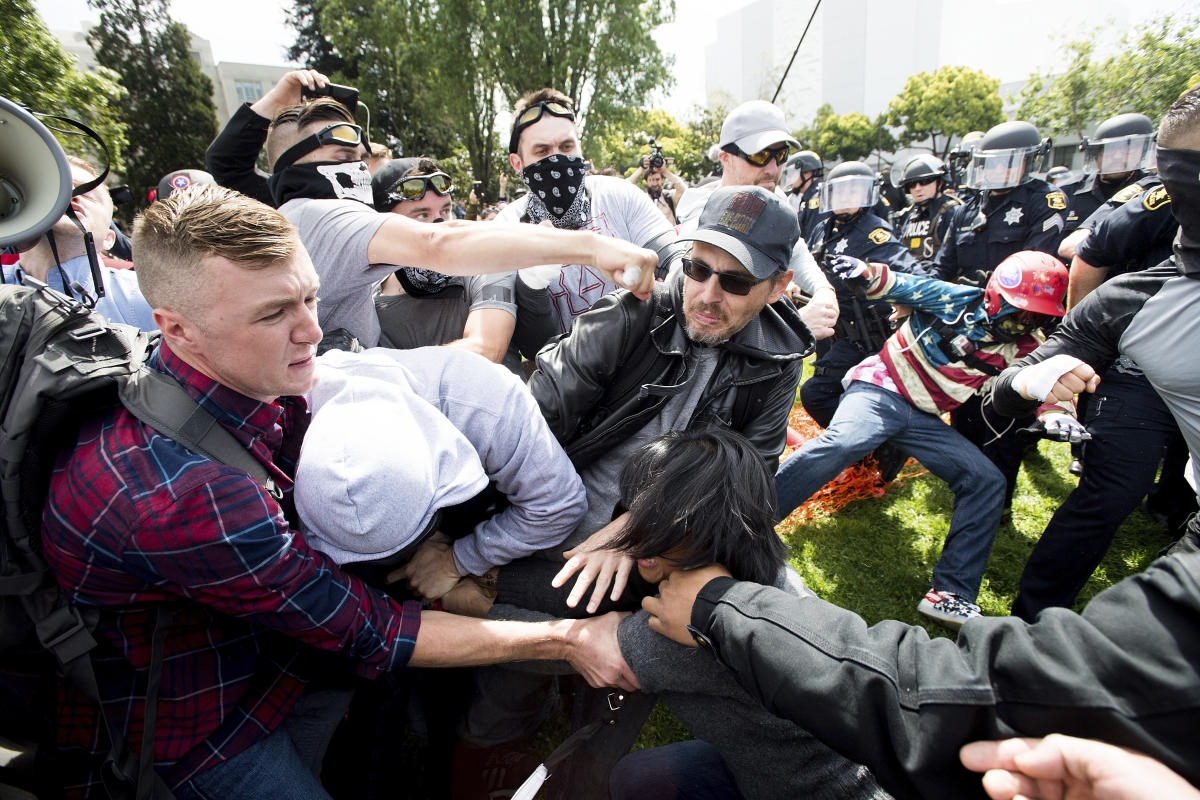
[1156,145,1200,278]
[269,160,374,207]
[522,154,588,226]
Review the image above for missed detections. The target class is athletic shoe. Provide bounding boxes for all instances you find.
[917,589,982,631]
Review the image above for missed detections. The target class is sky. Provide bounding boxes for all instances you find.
[35,0,1195,121]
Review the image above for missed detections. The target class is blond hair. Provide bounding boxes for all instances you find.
[133,184,298,312]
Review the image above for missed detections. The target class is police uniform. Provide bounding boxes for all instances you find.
[1059,168,1152,236]
[800,211,921,427]
[1012,179,1192,620]
[797,180,823,244]
[932,178,1067,284]
[931,177,1066,506]
[894,193,962,261]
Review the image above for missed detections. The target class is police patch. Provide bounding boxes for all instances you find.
[1111,183,1144,205]
[807,197,820,210]
[867,228,890,245]
[996,261,1022,289]
[1143,185,1170,211]
[1046,191,1067,210]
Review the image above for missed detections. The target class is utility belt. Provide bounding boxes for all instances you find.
[831,299,893,353]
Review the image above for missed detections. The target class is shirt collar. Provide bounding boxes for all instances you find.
[151,340,308,459]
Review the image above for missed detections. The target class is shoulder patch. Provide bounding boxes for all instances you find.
[1142,185,1170,211]
[1110,183,1144,205]
[1046,191,1067,210]
[807,197,820,210]
[867,228,891,245]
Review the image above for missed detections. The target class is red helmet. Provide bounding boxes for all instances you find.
[984,251,1068,318]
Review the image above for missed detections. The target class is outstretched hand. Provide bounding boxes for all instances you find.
[829,255,870,281]
[1030,412,1092,444]
[642,565,731,647]
[552,514,633,614]
[562,611,640,691]
[960,734,1200,800]
[252,69,330,119]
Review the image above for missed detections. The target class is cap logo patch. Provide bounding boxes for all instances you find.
[718,192,766,234]
[996,262,1022,289]
[171,174,191,189]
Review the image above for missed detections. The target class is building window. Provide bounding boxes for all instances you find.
[235,80,263,104]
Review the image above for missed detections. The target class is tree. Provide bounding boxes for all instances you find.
[795,104,896,164]
[285,0,356,80]
[86,0,218,207]
[0,0,128,170]
[588,107,708,182]
[886,66,1004,158]
[1017,13,1200,138]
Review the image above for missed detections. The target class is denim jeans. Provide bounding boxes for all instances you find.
[775,381,1005,600]
[174,688,353,800]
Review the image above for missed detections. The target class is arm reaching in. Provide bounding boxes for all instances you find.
[552,513,634,614]
[642,565,732,647]
[960,735,1200,800]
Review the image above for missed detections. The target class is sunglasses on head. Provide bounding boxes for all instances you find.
[386,172,454,202]
[727,144,790,167]
[681,257,766,296]
[273,122,367,171]
[508,100,576,153]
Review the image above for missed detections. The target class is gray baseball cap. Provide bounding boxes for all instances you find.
[719,100,800,154]
[678,186,800,279]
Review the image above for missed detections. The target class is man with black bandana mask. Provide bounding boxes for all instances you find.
[498,88,679,360]
[257,96,656,349]
[371,157,518,363]
[994,83,1200,555]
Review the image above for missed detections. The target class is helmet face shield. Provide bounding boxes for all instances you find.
[966,146,1042,190]
[1082,133,1157,175]
[819,174,879,213]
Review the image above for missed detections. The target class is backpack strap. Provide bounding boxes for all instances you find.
[118,367,273,492]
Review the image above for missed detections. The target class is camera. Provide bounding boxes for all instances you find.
[947,334,977,359]
[647,138,665,170]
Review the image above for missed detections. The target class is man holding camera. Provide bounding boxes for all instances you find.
[627,147,687,226]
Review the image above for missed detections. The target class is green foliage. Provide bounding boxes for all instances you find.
[588,107,708,183]
[291,0,675,200]
[886,66,1004,158]
[794,104,895,163]
[0,0,128,170]
[86,0,218,210]
[1017,13,1200,138]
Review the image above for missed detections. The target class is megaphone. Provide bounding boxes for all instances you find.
[0,96,73,249]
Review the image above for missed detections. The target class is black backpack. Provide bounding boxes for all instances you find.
[0,280,271,799]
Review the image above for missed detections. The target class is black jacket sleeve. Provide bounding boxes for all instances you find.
[691,550,1200,800]
[205,103,274,206]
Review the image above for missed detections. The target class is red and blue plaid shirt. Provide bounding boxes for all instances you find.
[43,342,422,795]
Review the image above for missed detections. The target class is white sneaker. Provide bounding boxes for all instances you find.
[917,589,982,631]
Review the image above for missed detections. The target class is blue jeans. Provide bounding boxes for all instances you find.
[610,740,741,800]
[775,381,1005,600]
[174,688,352,800]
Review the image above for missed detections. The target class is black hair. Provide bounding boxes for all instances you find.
[610,427,786,585]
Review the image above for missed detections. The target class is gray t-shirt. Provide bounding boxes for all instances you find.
[561,347,720,554]
[280,197,390,347]
[375,272,517,349]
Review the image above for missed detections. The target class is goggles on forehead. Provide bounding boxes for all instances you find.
[385,172,454,204]
[508,100,576,153]
[725,143,790,167]
[273,122,368,172]
[681,256,766,296]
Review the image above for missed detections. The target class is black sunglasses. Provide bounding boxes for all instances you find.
[903,176,939,189]
[681,257,765,296]
[508,100,576,153]
[726,143,790,167]
[273,122,367,171]
[386,172,454,202]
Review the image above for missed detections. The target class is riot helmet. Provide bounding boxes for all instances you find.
[1079,113,1156,176]
[1046,165,1075,186]
[898,154,946,189]
[782,150,822,194]
[819,160,879,214]
[965,121,1051,190]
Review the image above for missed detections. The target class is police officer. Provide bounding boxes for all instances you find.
[1012,174,1193,621]
[801,161,922,430]
[784,149,822,211]
[932,121,1066,509]
[893,154,962,261]
[1057,112,1157,260]
[791,150,826,244]
[946,129,984,197]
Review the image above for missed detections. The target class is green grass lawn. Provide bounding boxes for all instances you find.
[631,415,1175,750]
